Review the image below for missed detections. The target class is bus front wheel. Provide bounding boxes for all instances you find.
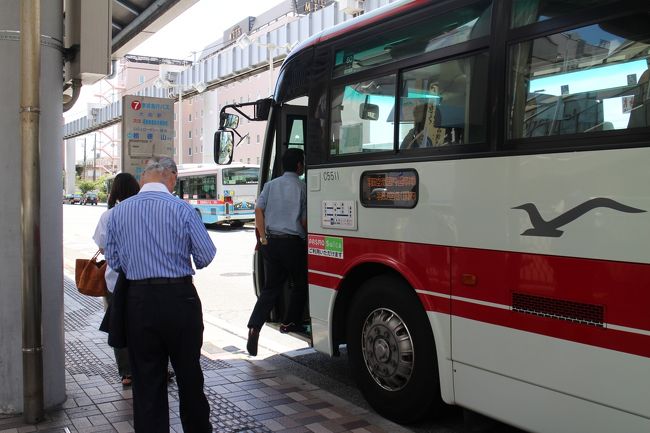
[346,275,442,423]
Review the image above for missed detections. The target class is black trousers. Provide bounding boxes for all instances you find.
[126,281,211,433]
[247,236,308,330]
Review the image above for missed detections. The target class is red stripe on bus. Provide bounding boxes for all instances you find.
[307,235,650,357]
[319,0,431,43]
[308,271,341,289]
[452,298,650,358]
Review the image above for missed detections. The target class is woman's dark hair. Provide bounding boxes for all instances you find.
[108,173,140,209]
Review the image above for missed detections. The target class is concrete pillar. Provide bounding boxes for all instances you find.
[0,0,65,413]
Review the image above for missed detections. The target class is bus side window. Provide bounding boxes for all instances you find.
[398,54,488,149]
[286,116,305,147]
[330,74,397,155]
[508,17,650,139]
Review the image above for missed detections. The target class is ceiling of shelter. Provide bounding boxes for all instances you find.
[110,0,198,57]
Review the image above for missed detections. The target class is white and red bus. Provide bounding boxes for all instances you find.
[175,163,259,226]
[215,0,650,431]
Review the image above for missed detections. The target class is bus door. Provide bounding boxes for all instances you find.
[253,102,310,334]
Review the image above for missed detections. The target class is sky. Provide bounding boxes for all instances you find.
[129,0,280,61]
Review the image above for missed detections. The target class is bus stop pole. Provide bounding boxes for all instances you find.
[20,0,44,423]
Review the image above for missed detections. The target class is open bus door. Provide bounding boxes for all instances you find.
[252,101,310,339]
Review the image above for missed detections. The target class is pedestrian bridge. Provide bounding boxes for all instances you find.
[63,0,392,139]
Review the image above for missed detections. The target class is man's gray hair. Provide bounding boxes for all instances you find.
[143,156,177,175]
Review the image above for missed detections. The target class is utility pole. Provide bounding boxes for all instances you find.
[83,136,87,180]
[92,133,96,181]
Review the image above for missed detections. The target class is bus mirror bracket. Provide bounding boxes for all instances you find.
[220,98,273,123]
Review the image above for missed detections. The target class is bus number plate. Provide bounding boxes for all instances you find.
[322,170,340,182]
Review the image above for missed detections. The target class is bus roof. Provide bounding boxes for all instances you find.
[286,0,428,63]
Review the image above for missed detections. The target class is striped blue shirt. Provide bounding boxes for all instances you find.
[105,183,216,280]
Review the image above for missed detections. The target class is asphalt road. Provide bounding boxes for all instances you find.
[63,203,525,433]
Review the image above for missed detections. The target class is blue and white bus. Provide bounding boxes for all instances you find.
[175,163,259,227]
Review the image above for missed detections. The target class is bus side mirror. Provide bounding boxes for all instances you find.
[220,113,240,129]
[214,130,234,165]
[359,102,379,120]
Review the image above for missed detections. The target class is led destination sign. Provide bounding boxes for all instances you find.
[360,169,418,208]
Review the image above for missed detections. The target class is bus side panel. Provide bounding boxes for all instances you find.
[309,283,338,356]
[453,357,650,433]
[307,167,455,403]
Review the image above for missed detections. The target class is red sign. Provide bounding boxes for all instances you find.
[130,100,142,111]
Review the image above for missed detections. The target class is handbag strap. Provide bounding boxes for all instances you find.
[92,250,102,260]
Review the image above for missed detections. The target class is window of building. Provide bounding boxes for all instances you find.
[188,131,192,139]
[188,147,192,156]
[139,75,145,84]
[189,113,192,122]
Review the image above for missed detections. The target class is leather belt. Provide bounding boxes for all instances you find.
[266,233,302,239]
[130,276,192,286]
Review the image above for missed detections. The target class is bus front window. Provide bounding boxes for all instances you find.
[222,167,260,185]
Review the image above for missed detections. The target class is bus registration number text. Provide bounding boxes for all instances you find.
[322,170,340,182]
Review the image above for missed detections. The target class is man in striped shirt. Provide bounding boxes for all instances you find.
[105,156,216,433]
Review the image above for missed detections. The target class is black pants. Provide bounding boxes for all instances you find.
[247,236,308,330]
[126,281,211,433]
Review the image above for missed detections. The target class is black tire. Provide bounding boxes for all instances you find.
[347,274,442,423]
[229,220,244,228]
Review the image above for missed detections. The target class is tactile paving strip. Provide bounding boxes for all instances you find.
[169,386,271,433]
[65,339,120,383]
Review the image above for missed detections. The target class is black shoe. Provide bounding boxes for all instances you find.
[279,322,304,334]
[247,328,259,356]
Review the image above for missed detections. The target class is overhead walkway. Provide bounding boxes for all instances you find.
[63,0,393,139]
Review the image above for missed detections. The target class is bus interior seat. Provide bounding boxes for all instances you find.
[430,59,467,145]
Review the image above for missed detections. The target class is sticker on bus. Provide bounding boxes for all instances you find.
[308,235,344,259]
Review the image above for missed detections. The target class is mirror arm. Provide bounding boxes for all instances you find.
[221,102,257,122]
[220,98,273,123]
[235,132,249,147]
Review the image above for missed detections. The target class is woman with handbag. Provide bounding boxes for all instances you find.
[93,172,140,386]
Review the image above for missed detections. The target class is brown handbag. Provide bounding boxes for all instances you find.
[75,250,108,297]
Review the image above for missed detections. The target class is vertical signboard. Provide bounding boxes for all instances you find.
[122,95,174,180]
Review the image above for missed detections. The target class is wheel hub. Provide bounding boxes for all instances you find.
[361,308,415,391]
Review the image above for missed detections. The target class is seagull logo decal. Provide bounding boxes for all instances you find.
[512,198,646,237]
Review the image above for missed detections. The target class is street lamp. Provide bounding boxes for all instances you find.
[236,34,295,94]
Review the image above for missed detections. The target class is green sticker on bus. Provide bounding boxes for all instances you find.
[308,235,344,259]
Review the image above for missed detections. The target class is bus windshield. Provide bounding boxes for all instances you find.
[222,167,260,185]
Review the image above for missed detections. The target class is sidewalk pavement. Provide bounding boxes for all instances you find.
[0,278,412,433]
